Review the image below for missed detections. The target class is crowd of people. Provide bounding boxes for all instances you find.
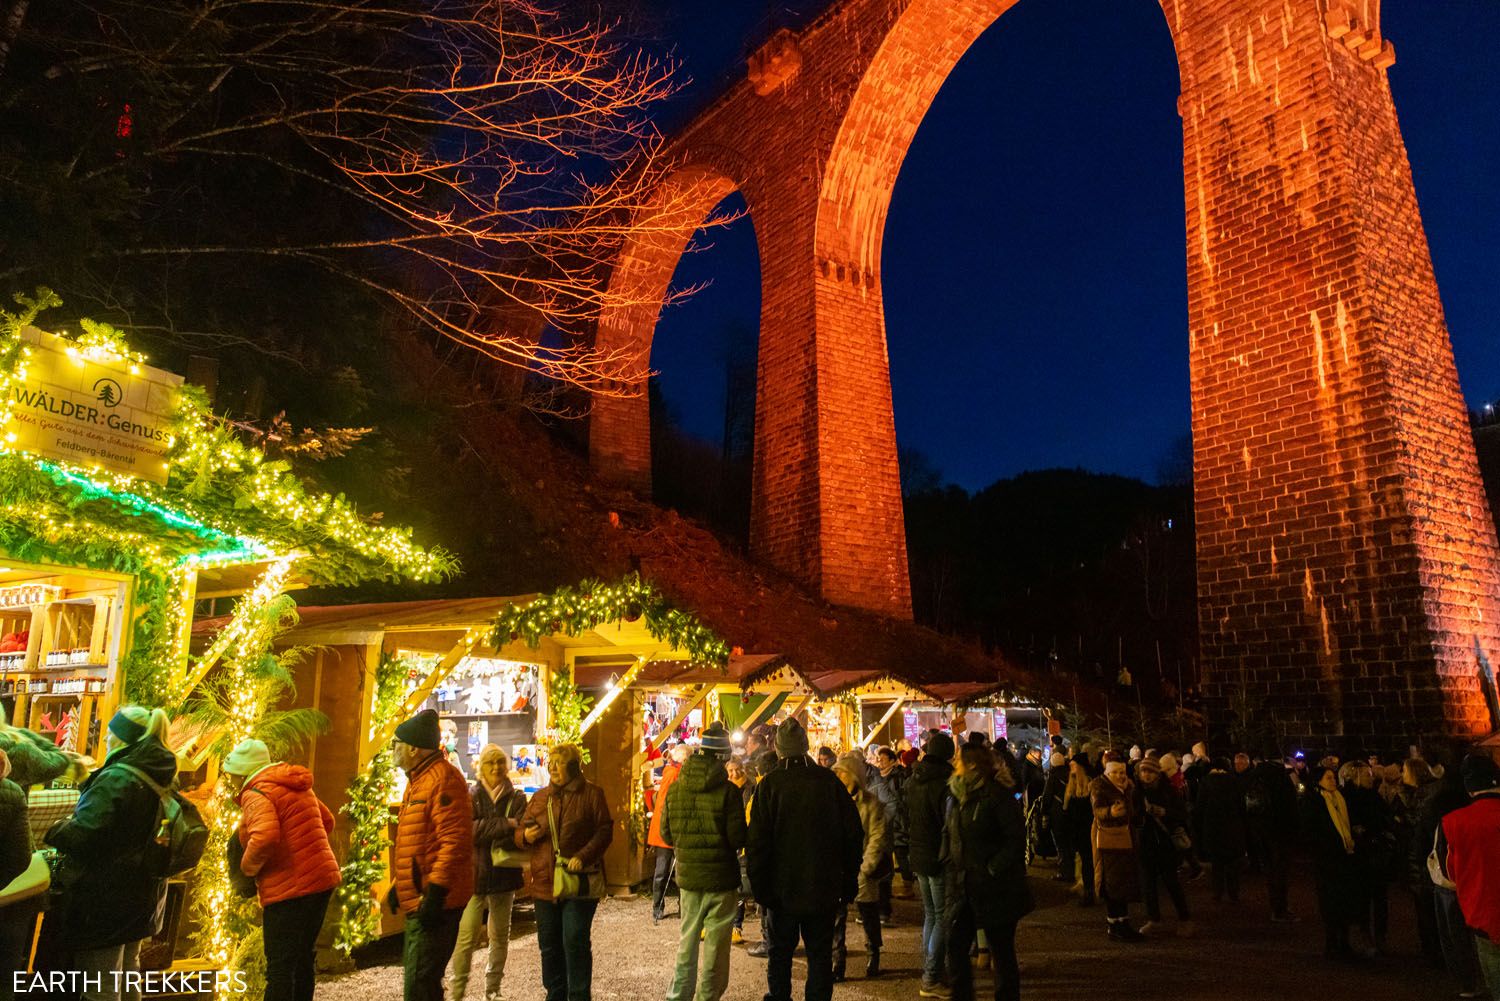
[2,701,1499,1001]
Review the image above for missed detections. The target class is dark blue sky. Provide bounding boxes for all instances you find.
[647,1,1500,491]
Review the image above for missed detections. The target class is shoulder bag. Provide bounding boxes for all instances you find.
[548,795,605,900]
[491,792,533,869]
[1095,820,1133,852]
[1426,826,1456,890]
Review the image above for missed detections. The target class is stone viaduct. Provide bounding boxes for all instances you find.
[587,0,1500,746]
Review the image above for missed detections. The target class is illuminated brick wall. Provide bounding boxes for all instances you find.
[589,0,1500,744]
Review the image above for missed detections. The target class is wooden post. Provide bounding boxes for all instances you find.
[858,697,906,750]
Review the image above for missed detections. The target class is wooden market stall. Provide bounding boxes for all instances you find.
[0,300,450,973]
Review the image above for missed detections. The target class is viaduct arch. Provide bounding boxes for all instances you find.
[589,0,1500,746]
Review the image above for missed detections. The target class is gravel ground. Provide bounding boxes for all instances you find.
[317,861,1459,1001]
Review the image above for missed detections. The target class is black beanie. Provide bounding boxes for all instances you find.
[1460,753,1500,794]
[395,708,441,750]
[925,731,955,762]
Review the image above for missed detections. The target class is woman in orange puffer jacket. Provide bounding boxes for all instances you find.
[225,739,341,1001]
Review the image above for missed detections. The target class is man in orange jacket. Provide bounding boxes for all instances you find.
[388,709,474,1001]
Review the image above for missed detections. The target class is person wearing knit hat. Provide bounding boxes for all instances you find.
[227,739,342,1001]
[746,715,863,1001]
[45,704,178,979]
[660,720,749,1001]
[222,738,273,782]
[1135,755,1194,938]
[774,717,810,760]
[700,721,733,759]
[390,708,474,1001]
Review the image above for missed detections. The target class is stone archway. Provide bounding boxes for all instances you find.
[590,162,747,492]
[591,0,1500,745]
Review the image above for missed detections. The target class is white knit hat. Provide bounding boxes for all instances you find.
[223,738,272,777]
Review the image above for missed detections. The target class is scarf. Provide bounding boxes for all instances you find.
[948,770,984,805]
[1321,787,1355,853]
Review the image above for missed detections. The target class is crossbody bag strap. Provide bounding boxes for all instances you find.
[547,794,562,862]
[115,763,170,802]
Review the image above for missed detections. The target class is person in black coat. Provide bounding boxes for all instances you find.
[746,719,863,1001]
[1134,757,1192,933]
[0,747,37,982]
[1195,759,1247,903]
[46,707,178,996]
[1301,765,1365,959]
[1039,751,1068,881]
[1248,756,1299,922]
[1339,760,1394,951]
[904,731,954,994]
[943,742,1032,1001]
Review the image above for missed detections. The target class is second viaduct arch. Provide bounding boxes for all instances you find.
[589,0,1500,746]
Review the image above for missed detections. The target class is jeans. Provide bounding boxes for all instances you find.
[1476,935,1500,1001]
[451,891,515,999]
[534,897,600,1001]
[667,889,737,1001]
[74,940,143,1001]
[1437,886,1483,993]
[946,903,1018,1001]
[264,889,333,1001]
[1140,854,1189,922]
[653,849,675,917]
[763,908,836,1001]
[404,910,463,1001]
[916,873,947,987]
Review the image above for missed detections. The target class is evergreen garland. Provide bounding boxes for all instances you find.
[333,651,411,955]
[490,573,730,668]
[545,671,593,763]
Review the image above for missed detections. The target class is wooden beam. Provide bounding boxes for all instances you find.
[578,655,655,738]
[739,691,787,734]
[374,630,482,750]
[649,684,711,751]
[858,696,906,750]
[783,690,814,723]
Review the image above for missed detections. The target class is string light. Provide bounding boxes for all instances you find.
[491,573,731,668]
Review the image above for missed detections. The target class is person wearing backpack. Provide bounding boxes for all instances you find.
[224,738,341,1001]
[46,706,178,999]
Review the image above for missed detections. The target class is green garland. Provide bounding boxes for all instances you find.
[333,652,414,955]
[546,671,593,762]
[491,573,731,668]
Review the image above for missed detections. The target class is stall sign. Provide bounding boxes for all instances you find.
[5,327,182,485]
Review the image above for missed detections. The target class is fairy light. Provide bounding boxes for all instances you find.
[491,573,731,667]
[1,296,454,977]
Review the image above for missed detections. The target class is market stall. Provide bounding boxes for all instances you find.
[0,293,450,974]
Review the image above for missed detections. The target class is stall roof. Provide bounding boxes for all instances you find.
[193,592,1060,709]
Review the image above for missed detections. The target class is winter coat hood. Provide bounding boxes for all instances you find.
[240,761,311,800]
[833,752,869,791]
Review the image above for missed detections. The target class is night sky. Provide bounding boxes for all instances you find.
[646,1,1500,491]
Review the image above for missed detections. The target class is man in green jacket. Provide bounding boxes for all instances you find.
[662,722,747,1001]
